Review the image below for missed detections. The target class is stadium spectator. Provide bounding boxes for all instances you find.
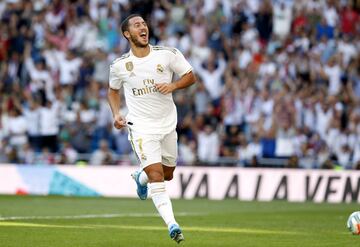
[23,99,41,151]
[39,100,59,152]
[57,141,78,165]
[340,2,359,34]
[178,135,196,166]
[193,51,226,105]
[273,1,292,39]
[18,142,35,165]
[197,125,220,164]
[113,128,132,156]
[89,139,114,165]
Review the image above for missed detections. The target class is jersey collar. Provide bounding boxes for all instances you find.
[129,45,153,61]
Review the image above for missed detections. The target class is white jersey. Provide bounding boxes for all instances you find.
[109,45,193,135]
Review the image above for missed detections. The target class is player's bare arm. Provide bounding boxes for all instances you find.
[155,71,196,95]
[107,88,126,129]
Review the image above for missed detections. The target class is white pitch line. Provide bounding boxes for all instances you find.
[0,212,204,221]
[0,222,301,235]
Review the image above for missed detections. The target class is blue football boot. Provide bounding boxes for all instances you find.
[131,171,147,200]
[169,224,184,244]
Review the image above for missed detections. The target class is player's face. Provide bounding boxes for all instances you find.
[126,17,149,48]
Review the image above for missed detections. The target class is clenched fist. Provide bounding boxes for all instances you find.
[113,114,127,129]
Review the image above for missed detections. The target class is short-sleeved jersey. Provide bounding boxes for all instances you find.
[109,45,193,135]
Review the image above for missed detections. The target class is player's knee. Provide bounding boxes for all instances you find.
[147,170,164,182]
[164,173,173,181]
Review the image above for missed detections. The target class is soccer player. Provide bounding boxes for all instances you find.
[107,14,196,243]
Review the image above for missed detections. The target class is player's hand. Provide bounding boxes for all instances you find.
[155,83,176,94]
[113,114,126,129]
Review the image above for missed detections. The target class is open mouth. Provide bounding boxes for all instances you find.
[140,32,147,39]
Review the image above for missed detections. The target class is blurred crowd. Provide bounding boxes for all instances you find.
[0,0,359,169]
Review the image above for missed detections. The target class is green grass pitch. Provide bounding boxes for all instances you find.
[0,195,359,247]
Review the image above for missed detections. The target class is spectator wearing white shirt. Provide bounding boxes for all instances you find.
[323,2,339,27]
[223,76,244,128]
[325,118,341,154]
[237,133,250,165]
[113,127,132,156]
[24,99,41,151]
[178,135,196,166]
[190,16,207,47]
[18,142,35,165]
[193,51,226,105]
[89,139,114,165]
[241,22,260,52]
[58,141,78,164]
[273,2,293,39]
[237,46,253,70]
[24,43,55,102]
[259,89,275,132]
[303,99,317,132]
[45,3,65,32]
[258,55,277,77]
[194,81,211,115]
[7,108,27,148]
[315,99,333,139]
[56,50,82,86]
[39,100,59,152]
[168,0,186,35]
[321,57,342,96]
[246,134,262,160]
[79,101,96,125]
[93,49,110,84]
[305,0,325,12]
[7,52,22,82]
[337,144,352,168]
[96,97,113,129]
[338,35,357,67]
[336,128,357,154]
[197,125,220,164]
[42,43,60,76]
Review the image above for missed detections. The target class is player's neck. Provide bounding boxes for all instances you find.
[130,45,150,58]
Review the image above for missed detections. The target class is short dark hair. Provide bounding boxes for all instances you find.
[121,14,143,37]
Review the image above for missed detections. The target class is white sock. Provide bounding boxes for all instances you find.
[148,182,177,229]
[139,171,148,186]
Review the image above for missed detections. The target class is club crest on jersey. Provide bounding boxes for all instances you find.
[125,62,133,71]
[156,64,164,73]
[126,62,136,77]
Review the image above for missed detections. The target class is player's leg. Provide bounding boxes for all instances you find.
[143,164,175,220]
[161,130,178,182]
[133,163,174,189]
[144,163,183,243]
[159,130,184,243]
[163,165,175,181]
[129,130,183,243]
[128,130,151,200]
[128,130,177,229]
[131,162,174,198]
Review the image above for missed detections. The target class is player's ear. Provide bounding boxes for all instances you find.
[124,31,130,40]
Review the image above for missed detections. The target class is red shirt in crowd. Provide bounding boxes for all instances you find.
[0,35,9,61]
[340,6,358,34]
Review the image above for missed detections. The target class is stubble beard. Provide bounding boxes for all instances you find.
[129,33,148,48]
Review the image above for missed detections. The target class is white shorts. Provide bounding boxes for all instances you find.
[128,129,178,169]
